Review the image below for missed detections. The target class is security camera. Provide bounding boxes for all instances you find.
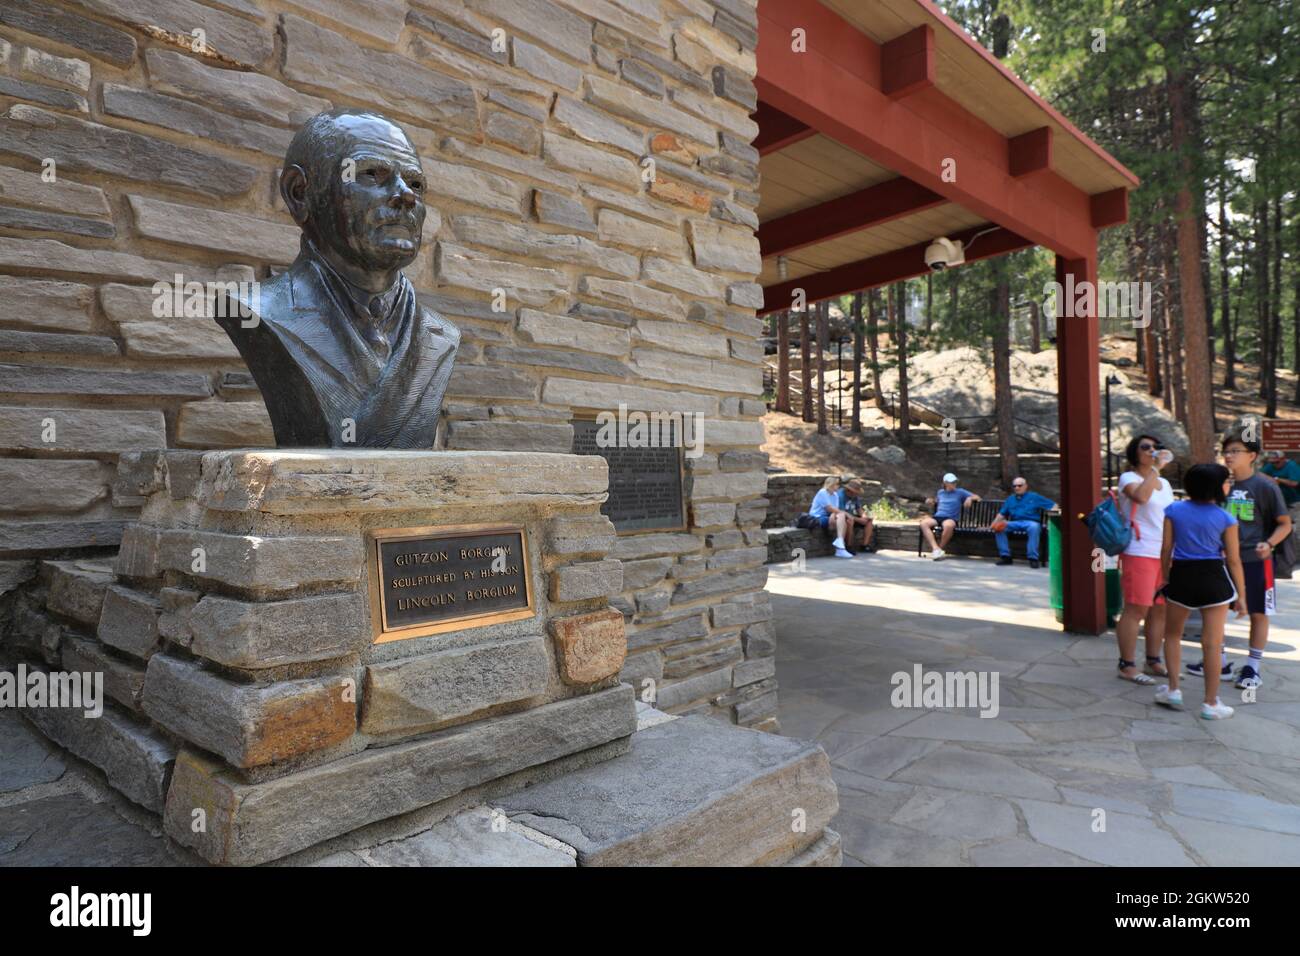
[924,237,965,271]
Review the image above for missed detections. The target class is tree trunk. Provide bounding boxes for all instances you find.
[894,283,910,446]
[925,272,933,334]
[816,299,828,435]
[1147,323,1163,397]
[1268,195,1282,418]
[1219,183,1236,390]
[1028,299,1041,354]
[851,292,864,433]
[775,309,791,413]
[1166,48,1214,460]
[868,289,885,410]
[799,307,813,422]
[1168,248,1189,426]
[1294,212,1300,404]
[1256,201,1272,409]
[949,271,959,335]
[1164,252,1185,416]
[991,261,1019,484]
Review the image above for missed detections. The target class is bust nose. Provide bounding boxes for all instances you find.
[391,175,419,208]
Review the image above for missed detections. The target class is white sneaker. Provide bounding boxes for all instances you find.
[931,548,944,560]
[834,548,853,559]
[1154,685,1183,710]
[1200,698,1234,720]
[832,536,846,550]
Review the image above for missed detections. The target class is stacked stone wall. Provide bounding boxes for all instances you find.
[0,0,776,726]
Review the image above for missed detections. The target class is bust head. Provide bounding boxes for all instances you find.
[279,109,427,293]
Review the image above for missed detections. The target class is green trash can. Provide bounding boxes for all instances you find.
[1047,513,1122,628]
[1048,514,1064,622]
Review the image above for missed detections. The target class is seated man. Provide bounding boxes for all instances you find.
[921,472,978,560]
[838,478,875,554]
[1261,449,1300,547]
[994,477,1055,568]
[807,476,854,559]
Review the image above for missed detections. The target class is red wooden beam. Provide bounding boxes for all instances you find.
[1055,251,1105,633]
[755,0,1100,261]
[751,101,816,155]
[913,0,1138,188]
[1009,127,1052,177]
[758,176,945,259]
[881,25,934,98]
[1090,187,1129,228]
[759,224,1031,313]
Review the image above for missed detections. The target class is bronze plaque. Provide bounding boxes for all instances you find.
[572,417,686,534]
[368,524,533,643]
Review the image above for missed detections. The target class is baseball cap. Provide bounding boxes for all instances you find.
[942,472,958,483]
[1265,448,1283,457]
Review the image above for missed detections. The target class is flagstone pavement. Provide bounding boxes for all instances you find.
[770,549,1300,866]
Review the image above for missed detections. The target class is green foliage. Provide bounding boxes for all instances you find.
[867,497,911,521]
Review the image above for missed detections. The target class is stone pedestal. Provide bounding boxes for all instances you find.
[14,448,839,866]
[88,449,637,864]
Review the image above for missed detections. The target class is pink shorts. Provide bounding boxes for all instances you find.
[1121,554,1164,607]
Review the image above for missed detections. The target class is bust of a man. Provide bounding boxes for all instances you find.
[217,109,459,448]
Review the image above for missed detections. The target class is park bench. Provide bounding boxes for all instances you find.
[915,498,1051,563]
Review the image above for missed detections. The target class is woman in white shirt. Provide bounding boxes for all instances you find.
[1115,434,1175,684]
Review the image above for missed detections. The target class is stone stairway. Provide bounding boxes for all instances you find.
[904,427,1061,497]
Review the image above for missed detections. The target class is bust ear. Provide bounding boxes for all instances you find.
[280,164,310,225]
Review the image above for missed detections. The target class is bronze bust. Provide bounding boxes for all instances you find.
[218,109,459,448]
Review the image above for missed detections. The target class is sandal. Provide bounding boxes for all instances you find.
[1117,658,1155,685]
[1144,656,1169,678]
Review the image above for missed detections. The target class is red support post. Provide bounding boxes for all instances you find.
[1055,251,1106,634]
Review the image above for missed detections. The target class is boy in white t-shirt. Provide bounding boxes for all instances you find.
[1114,434,1175,684]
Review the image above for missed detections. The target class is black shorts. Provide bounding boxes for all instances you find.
[1162,559,1236,610]
[1241,559,1276,616]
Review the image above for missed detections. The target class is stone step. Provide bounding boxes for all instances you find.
[164,683,638,865]
[495,714,839,866]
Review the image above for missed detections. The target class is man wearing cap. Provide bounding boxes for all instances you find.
[1261,449,1300,549]
[994,477,1055,568]
[838,478,876,554]
[921,473,979,560]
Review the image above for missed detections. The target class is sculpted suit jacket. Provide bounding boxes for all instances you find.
[217,244,460,448]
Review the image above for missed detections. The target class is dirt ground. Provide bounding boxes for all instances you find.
[761,405,959,505]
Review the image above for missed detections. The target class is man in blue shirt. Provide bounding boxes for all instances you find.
[921,472,979,560]
[995,477,1055,568]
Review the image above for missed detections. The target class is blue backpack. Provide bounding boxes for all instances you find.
[1084,491,1133,556]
